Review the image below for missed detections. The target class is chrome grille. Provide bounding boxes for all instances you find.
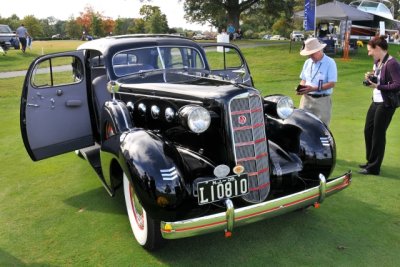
[229,93,270,203]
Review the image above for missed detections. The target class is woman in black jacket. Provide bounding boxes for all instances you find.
[359,35,400,175]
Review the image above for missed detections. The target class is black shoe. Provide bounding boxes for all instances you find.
[358,168,379,175]
[359,163,368,168]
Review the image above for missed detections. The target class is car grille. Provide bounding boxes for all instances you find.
[229,93,270,203]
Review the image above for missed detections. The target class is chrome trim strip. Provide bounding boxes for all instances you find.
[161,171,351,239]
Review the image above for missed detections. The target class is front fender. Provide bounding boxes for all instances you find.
[119,129,192,221]
[267,109,336,179]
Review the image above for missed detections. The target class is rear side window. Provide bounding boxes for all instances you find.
[31,56,84,88]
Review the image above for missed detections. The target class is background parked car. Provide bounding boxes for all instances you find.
[192,33,207,40]
[290,31,305,41]
[262,34,272,40]
[270,35,286,40]
[0,24,20,50]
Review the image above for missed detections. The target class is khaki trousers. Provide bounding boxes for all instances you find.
[299,94,332,126]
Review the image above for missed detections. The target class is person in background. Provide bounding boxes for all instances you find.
[235,28,243,40]
[16,24,30,53]
[227,23,235,40]
[358,35,400,175]
[393,31,400,43]
[297,38,337,127]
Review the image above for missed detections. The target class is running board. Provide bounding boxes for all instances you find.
[76,145,114,196]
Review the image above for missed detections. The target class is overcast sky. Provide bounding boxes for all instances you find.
[1,0,213,31]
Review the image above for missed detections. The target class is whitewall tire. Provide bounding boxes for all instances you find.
[123,172,165,250]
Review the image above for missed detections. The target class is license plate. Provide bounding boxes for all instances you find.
[197,175,249,205]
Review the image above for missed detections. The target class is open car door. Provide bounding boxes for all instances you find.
[20,51,94,161]
[201,43,254,86]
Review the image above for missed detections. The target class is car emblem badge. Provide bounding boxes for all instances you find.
[238,115,247,125]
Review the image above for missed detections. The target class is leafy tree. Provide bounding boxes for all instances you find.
[91,15,104,37]
[0,14,20,30]
[238,0,298,37]
[22,15,43,38]
[139,5,169,33]
[103,18,116,36]
[139,5,159,20]
[131,18,146,33]
[146,9,168,33]
[182,0,261,31]
[75,5,116,37]
[76,5,98,35]
[39,18,55,38]
[65,17,81,39]
[114,18,135,35]
[54,20,66,37]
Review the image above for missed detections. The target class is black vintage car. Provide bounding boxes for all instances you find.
[20,35,351,250]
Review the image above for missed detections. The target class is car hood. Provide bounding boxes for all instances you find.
[117,72,259,102]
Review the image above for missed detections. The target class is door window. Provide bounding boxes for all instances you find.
[31,56,84,88]
[205,47,243,70]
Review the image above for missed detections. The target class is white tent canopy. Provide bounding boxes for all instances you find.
[295,1,374,21]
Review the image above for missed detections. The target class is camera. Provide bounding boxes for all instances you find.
[363,75,378,86]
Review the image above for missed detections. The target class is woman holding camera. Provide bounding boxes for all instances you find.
[359,35,400,175]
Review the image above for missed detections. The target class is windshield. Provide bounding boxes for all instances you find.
[112,46,206,77]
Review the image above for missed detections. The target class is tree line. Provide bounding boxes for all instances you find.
[0,5,170,40]
[1,0,399,40]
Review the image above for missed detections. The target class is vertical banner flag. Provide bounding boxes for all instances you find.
[304,0,316,31]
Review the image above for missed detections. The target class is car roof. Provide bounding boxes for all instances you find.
[77,34,200,55]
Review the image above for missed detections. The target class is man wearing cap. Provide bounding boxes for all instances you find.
[297,38,337,126]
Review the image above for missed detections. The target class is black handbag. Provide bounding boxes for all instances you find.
[385,90,400,108]
[383,58,400,108]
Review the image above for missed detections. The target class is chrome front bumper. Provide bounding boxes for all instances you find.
[161,171,351,239]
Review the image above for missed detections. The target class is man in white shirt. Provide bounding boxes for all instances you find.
[297,38,338,126]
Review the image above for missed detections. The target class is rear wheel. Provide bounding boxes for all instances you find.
[123,173,165,250]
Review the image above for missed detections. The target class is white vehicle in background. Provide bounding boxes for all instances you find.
[290,31,305,41]
[262,34,272,40]
[192,33,207,40]
[270,35,286,40]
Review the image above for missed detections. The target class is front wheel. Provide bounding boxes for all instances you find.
[123,173,165,250]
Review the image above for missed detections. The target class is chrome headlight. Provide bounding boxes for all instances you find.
[179,105,211,133]
[264,95,294,120]
[276,96,294,119]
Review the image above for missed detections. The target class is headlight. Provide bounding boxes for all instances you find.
[276,96,294,119]
[264,95,294,120]
[179,105,211,133]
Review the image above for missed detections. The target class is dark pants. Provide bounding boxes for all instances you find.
[363,102,396,173]
[19,37,27,52]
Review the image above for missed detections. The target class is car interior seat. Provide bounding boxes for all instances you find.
[92,73,111,134]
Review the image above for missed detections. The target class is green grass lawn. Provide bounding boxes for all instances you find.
[0,40,399,266]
